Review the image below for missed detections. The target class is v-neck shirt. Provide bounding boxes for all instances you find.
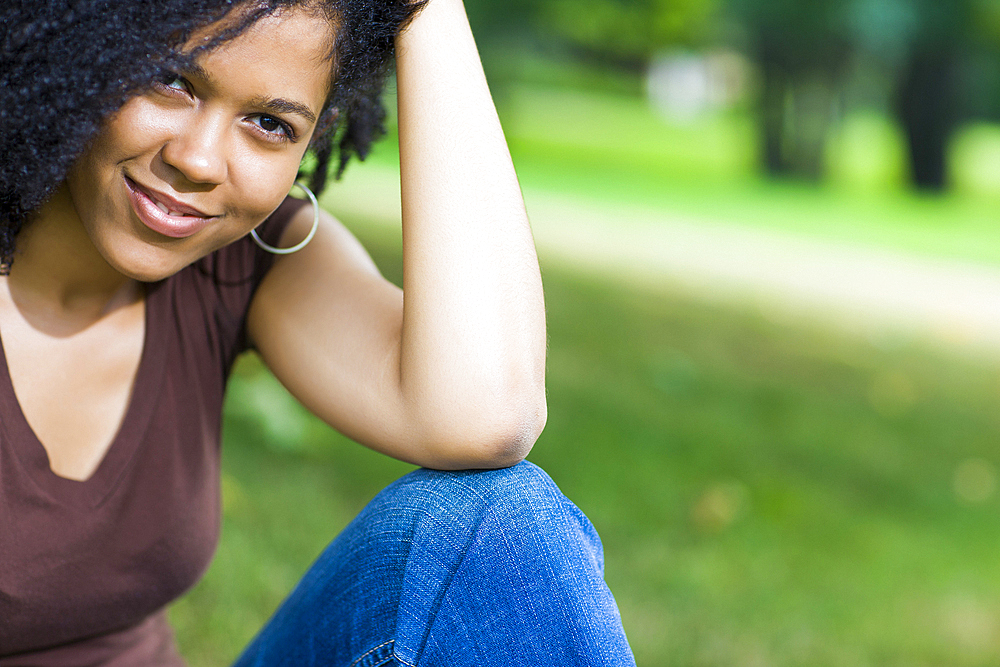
[0,196,307,664]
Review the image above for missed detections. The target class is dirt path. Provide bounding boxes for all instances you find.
[329,165,1000,356]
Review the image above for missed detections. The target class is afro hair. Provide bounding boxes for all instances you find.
[0,0,424,267]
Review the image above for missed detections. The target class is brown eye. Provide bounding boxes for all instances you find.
[259,116,282,132]
[249,114,294,142]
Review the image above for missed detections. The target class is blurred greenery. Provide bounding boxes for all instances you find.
[498,86,1000,266]
[372,77,1000,267]
[169,4,1000,661]
[172,220,1000,666]
[171,81,1000,657]
[463,0,1000,190]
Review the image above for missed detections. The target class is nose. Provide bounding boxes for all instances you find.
[160,113,229,186]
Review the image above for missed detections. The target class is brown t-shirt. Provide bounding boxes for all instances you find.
[0,197,308,665]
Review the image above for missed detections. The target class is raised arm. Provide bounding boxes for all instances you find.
[248,0,546,469]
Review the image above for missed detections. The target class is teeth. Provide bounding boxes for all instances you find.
[154,201,189,217]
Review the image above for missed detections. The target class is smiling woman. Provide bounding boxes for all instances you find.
[60,9,333,281]
[0,1,636,665]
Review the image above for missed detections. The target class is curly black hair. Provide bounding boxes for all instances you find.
[0,0,424,267]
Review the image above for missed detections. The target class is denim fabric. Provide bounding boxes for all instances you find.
[232,461,636,666]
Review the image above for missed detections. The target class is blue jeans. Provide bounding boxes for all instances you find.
[232,461,636,666]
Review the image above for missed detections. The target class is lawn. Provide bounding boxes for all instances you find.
[500,81,1000,261]
[171,81,1000,665]
[362,80,1000,268]
[171,219,1000,666]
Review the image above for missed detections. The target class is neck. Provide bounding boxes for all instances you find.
[4,184,140,331]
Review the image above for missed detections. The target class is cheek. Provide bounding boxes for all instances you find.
[93,98,180,162]
[226,144,306,230]
[68,100,178,207]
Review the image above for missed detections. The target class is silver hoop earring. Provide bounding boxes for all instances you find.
[251,181,320,255]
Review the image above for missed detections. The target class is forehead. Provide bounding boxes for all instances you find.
[185,7,336,108]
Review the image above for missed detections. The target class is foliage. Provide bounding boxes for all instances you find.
[722,0,989,189]
[727,0,850,67]
[972,0,1000,43]
[462,0,1000,189]
[537,0,718,64]
[463,0,718,66]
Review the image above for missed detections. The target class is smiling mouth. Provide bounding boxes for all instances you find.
[124,177,216,239]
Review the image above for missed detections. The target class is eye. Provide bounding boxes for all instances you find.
[154,72,190,96]
[248,114,296,143]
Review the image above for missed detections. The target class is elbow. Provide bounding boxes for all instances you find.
[418,392,547,470]
[482,397,547,468]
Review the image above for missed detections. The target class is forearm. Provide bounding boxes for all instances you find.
[394,0,546,464]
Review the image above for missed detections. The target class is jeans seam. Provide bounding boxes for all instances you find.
[349,640,396,667]
[401,473,517,667]
[409,480,494,662]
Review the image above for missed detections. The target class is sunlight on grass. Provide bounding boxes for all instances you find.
[172,225,1000,666]
[496,88,1000,266]
[826,111,909,192]
[500,84,758,183]
[172,80,1000,666]
[953,123,1000,199]
[368,82,1000,267]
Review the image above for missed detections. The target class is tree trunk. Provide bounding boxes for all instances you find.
[787,75,836,181]
[760,58,791,177]
[895,50,958,192]
[758,60,836,182]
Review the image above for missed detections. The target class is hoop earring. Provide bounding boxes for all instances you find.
[251,181,320,255]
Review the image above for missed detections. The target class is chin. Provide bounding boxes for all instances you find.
[98,238,201,283]
[112,259,187,284]
[118,264,180,284]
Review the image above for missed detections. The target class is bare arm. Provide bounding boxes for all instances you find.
[247,0,546,469]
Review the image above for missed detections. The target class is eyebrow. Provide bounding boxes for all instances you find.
[179,63,319,125]
[249,96,318,125]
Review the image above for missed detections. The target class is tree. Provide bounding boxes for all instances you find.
[730,0,976,190]
[536,0,718,69]
[727,0,851,180]
[849,0,970,191]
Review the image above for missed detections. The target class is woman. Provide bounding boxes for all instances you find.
[0,0,636,664]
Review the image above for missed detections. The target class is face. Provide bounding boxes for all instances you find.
[63,6,334,282]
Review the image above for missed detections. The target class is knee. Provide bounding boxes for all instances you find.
[372,461,604,574]
[395,460,560,517]
[378,461,563,529]
[387,463,619,665]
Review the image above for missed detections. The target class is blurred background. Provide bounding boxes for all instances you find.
[172,1,1000,664]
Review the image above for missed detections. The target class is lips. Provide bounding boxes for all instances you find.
[124,177,216,239]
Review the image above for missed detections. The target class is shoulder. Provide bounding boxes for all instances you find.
[247,203,399,350]
[154,196,321,358]
[259,204,383,289]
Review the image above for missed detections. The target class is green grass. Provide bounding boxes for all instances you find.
[172,224,1000,666]
[500,85,1000,268]
[171,79,1000,664]
[362,82,1000,268]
